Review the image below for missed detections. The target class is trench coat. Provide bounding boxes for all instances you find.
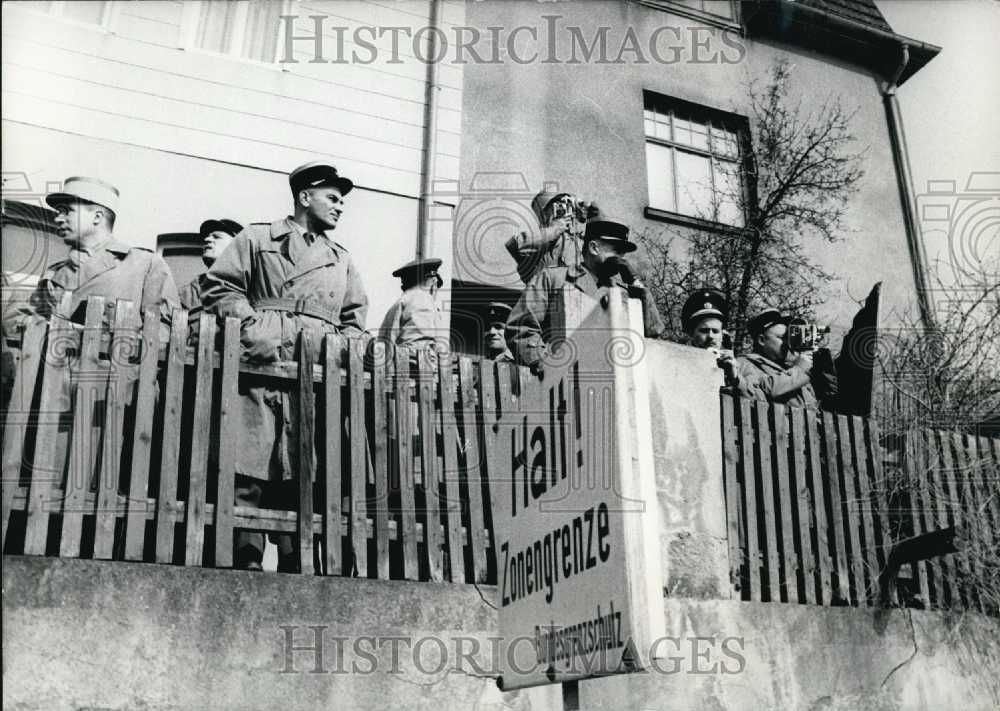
[506,264,663,368]
[178,273,208,317]
[200,217,368,482]
[505,230,584,285]
[733,353,819,408]
[1,238,178,343]
[377,287,449,351]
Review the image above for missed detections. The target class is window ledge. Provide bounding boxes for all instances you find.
[644,206,743,235]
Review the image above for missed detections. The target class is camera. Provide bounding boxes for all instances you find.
[786,317,830,352]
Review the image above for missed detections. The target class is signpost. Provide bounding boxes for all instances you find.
[493,288,665,690]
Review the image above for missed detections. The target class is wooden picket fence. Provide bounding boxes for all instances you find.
[721,392,1000,614]
[1,297,526,583]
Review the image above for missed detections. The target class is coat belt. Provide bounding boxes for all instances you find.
[254,298,339,327]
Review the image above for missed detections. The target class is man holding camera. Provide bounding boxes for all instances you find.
[506,210,661,372]
[505,190,589,285]
[733,308,838,409]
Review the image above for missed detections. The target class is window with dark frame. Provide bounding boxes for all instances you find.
[643,92,749,228]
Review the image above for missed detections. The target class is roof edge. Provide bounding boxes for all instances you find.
[742,1,941,86]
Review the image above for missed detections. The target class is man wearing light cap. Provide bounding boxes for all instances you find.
[201,160,368,571]
[2,176,178,339]
[507,209,663,372]
[178,218,243,319]
[483,302,514,362]
[505,190,592,285]
[732,308,828,408]
[378,257,449,351]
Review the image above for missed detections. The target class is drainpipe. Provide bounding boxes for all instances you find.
[416,0,442,260]
[883,42,935,331]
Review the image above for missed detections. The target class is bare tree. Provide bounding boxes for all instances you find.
[638,58,867,348]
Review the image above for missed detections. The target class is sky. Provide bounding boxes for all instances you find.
[875,0,1000,285]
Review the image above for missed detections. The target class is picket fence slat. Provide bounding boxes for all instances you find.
[349,338,367,577]
[914,430,944,608]
[804,409,833,605]
[936,430,971,610]
[459,357,488,583]
[94,301,138,559]
[322,335,344,576]
[738,398,762,602]
[721,395,743,598]
[296,333,317,576]
[213,318,240,568]
[953,432,986,614]
[438,354,465,583]
[182,313,216,566]
[371,341,390,579]
[124,310,162,560]
[772,404,799,603]
[395,346,419,580]
[2,321,47,546]
[789,407,816,605]
[60,297,106,557]
[850,415,880,606]
[418,349,444,582]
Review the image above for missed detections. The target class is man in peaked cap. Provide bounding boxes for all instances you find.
[201,160,368,571]
[178,218,244,319]
[378,257,449,352]
[506,209,663,372]
[731,307,837,408]
[2,176,178,341]
[505,189,594,285]
[681,287,737,378]
[483,302,514,362]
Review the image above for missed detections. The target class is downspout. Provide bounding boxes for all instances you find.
[416,0,442,260]
[883,42,935,331]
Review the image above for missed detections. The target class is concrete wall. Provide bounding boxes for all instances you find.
[456,0,918,331]
[4,556,999,711]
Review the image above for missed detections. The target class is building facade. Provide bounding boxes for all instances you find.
[453,0,938,349]
[2,0,937,353]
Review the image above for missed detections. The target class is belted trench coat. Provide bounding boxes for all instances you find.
[201,217,368,482]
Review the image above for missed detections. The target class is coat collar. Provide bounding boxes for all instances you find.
[269,217,347,250]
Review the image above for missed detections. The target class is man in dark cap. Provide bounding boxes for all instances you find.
[2,176,178,340]
[201,160,368,571]
[483,302,514,362]
[732,308,836,408]
[505,189,591,285]
[178,218,243,318]
[506,210,663,372]
[378,257,449,351]
[681,287,736,378]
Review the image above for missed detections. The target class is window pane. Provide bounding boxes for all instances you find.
[702,1,735,20]
[714,159,745,226]
[645,142,676,213]
[688,118,710,151]
[242,0,283,62]
[645,118,655,136]
[197,0,242,54]
[673,117,691,146]
[62,1,106,24]
[711,126,740,159]
[675,150,713,219]
[116,1,184,47]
